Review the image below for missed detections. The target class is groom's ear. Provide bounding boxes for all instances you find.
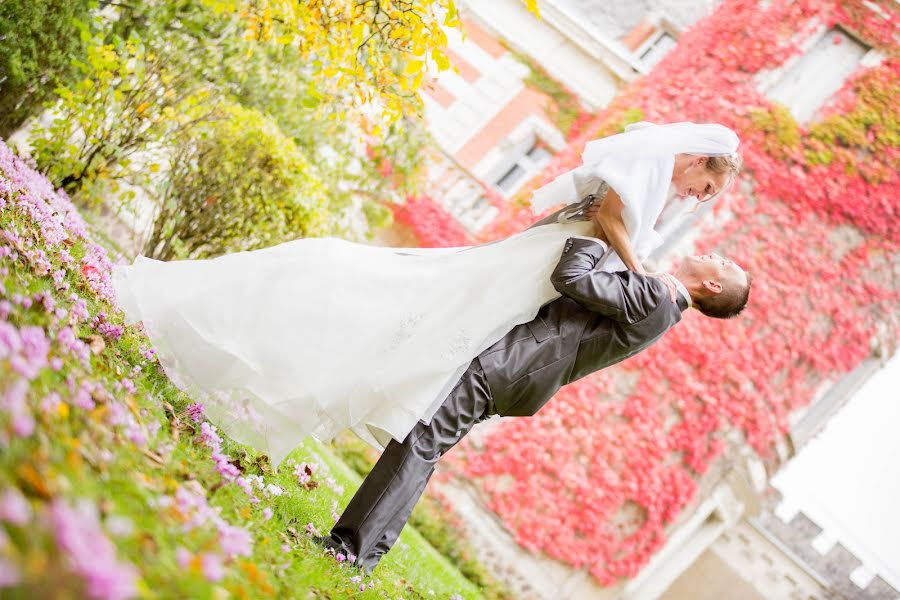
[702,278,722,295]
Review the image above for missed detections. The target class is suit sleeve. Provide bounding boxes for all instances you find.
[551,237,665,323]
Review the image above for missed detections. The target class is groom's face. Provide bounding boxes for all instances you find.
[682,253,746,289]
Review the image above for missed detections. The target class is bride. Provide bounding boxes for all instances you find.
[112,121,740,467]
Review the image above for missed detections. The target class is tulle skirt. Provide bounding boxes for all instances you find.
[111,221,596,466]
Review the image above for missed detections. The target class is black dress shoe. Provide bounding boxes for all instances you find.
[311,534,373,575]
[311,534,339,553]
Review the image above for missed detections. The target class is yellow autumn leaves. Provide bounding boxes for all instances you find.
[209,0,540,136]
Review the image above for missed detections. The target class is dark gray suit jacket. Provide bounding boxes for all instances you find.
[478,237,688,417]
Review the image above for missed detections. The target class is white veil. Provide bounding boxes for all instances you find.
[530,121,739,267]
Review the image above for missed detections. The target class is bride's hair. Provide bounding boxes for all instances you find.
[705,152,743,180]
[686,151,742,210]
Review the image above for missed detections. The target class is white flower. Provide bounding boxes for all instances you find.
[264,484,283,497]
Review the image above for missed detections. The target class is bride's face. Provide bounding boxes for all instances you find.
[672,157,730,202]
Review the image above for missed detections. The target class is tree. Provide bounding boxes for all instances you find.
[0,0,94,138]
[212,0,542,133]
[143,103,329,260]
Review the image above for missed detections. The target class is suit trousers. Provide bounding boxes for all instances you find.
[325,356,494,570]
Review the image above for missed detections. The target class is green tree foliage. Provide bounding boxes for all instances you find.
[28,31,213,203]
[0,0,93,138]
[143,103,329,260]
[23,0,433,242]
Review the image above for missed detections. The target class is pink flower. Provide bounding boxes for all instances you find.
[0,488,31,525]
[175,547,192,569]
[185,403,204,422]
[48,499,138,600]
[199,422,222,451]
[0,322,21,360]
[11,412,35,437]
[9,325,50,379]
[200,553,224,582]
[218,523,252,558]
[0,558,21,588]
[120,378,136,394]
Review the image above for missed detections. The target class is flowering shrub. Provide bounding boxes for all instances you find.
[444,0,900,585]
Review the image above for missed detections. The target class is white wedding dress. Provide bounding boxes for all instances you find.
[112,122,739,467]
[113,220,596,466]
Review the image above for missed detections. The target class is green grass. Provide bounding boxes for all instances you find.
[0,177,496,599]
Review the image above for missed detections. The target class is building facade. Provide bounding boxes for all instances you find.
[427,0,899,598]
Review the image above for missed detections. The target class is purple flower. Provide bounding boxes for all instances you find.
[218,523,252,558]
[262,507,273,521]
[0,300,11,320]
[106,402,129,427]
[68,294,90,323]
[57,326,91,368]
[212,451,240,480]
[200,553,224,582]
[175,547,191,569]
[0,558,21,588]
[185,403,204,422]
[1,380,34,438]
[0,488,31,525]
[9,325,50,379]
[120,378,136,394]
[52,268,68,287]
[124,423,147,447]
[199,422,222,451]
[72,384,95,410]
[0,322,21,360]
[48,498,139,600]
[11,411,35,437]
[40,391,62,415]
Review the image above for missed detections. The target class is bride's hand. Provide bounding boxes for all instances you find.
[585,203,608,242]
[646,272,678,303]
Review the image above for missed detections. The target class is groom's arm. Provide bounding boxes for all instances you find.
[551,237,665,323]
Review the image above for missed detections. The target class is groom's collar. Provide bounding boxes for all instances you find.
[670,275,692,310]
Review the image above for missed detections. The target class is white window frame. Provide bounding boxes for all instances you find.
[756,25,881,123]
[634,29,678,68]
[489,138,554,198]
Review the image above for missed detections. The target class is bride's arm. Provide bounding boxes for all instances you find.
[587,187,646,275]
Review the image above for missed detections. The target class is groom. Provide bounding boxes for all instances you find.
[315,232,751,572]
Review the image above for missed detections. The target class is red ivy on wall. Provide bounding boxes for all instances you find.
[390,195,473,248]
[436,0,899,586]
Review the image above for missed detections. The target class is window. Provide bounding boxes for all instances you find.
[766,28,869,122]
[495,164,527,194]
[491,140,553,196]
[638,31,677,68]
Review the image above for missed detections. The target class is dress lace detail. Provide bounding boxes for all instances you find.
[442,329,472,361]
[388,312,424,351]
